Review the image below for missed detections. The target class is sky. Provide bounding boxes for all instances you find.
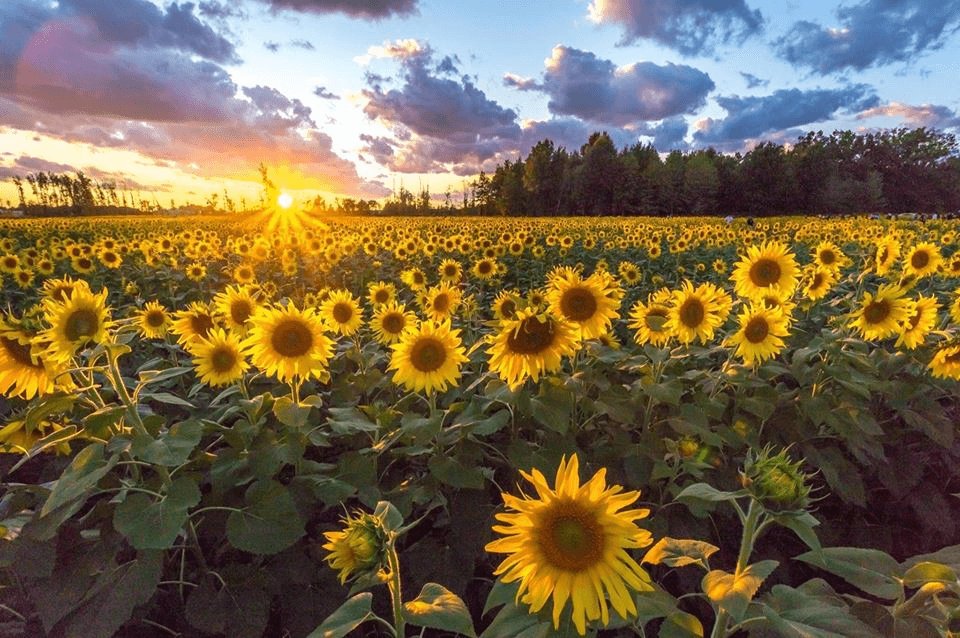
[1,0,959,208]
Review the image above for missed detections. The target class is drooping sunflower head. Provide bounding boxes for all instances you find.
[486,308,580,390]
[370,302,414,345]
[242,303,334,383]
[322,510,389,585]
[40,287,112,363]
[485,454,653,635]
[320,290,364,337]
[190,327,250,387]
[387,319,468,395]
[874,236,900,276]
[731,241,799,299]
[929,343,960,380]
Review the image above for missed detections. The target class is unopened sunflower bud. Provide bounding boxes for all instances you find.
[322,511,389,584]
[741,447,812,512]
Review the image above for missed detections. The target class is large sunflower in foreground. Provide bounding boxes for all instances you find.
[0,320,68,399]
[243,304,334,383]
[851,284,910,340]
[191,328,250,386]
[546,270,622,340]
[666,280,730,345]
[730,241,799,299]
[388,320,468,395]
[486,308,580,390]
[485,454,654,636]
[40,287,112,363]
[727,304,791,366]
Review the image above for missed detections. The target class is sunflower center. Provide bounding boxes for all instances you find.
[444,265,457,277]
[145,309,166,327]
[410,337,446,372]
[478,261,492,274]
[908,308,922,330]
[749,258,781,287]
[538,501,604,572]
[332,302,354,324]
[559,287,598,322]
[374,290,390,304]
[381,312,405,335]
[945,351,960,365]
[271,319,313,358]
[499,299,516,319]
[819,250,835,265]
[1,336,38,367]
[64,309,99,342]
[506,316,556,355]
[230,300,253,325]
[878,247,889,263]
[679,298,705,328]
[432,294,450,313]
[811,272,824,289]
[863,300,890,325]
[911,251,930,269]
[210,347,237,373]
[744,316,770,343]
[190,314,215,340]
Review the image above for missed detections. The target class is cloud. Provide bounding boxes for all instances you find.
[506,46,714,127]
[290,39,315,50]
[313,86,340,100]
[693,85,880,149]
[740,72,768,89]
[250,0,418,20]
[354,38,426,65]
[856,101,960,129]
[774,0,960,75]
[264,40,280,52]
[587,0,763,55]
[0,155,77,179]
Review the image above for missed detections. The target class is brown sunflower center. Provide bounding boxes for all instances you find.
[64,309,99,342]
[908,307,922,330]
[811,272,824,289]
[443,265,458,277]
[210,347,238,373]
[145,309,166,327]
[537,500,604,572]
[230,300,253,325]
[749,258,781,287]
[863,300,890,325]
[271,319,314,358]
[1,335,39,367]
[818,249,835,265]
[478,261,492,274]
[506,316,556,355]
[945,350,960,365]
[190,313,215,340]
[878,247,889,263]
[410,337,446,372]
[744,316,770,343]
[332,302,354,325]
[432,293,450,314]
[679,298,705,329]
[381,312,405,335]
[374,289,390,304]
[498,299,516,320]
[911,250,930,269]
[559,287,598,322]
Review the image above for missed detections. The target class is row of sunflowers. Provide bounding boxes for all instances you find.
[1,213,960,638]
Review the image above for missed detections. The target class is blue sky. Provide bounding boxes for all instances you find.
[1,0,959,205]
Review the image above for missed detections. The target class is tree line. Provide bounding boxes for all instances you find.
[450,127,960,217]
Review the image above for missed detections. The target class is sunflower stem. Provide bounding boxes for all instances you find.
[709,499,763,638]
[386,539,406,637]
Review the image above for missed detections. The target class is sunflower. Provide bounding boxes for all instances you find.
[929,344,960,380]
[12,266,34,290]
[471,257,498,280]
[71,255,95,274]
[903,242,943,280]
[727,304,791,366]
[366,281,396,308]
[546,270,622,340]
[812,241,847,272]
[388,320,468,395]
[873,237,900,277]
[171,302,219,347]
[666,280,729,345]
[491,289,522,322]
[0,253,19,273]
[421,283,461,323]
[40,287,112,363]
[190,328,249,386]
[401,267,428,291]
[137,301,171,339]
[730,241,799,299]
[98,248,122,269]
[801,265,836,301]
[320,290,364,337]
[0,419,72,455]
[627,289,673,347]
[486,308,580,390]
[0,321,66,399]
[950,289,960,325]
[186,262,207,282]
[485,454,654,636]
[233,263,256,285]
[243,303,333,383]
[896,296,940,350]
[213,284,260,336]
[851,284,910,340]
[438,258,463,284]
[370,302,415,345]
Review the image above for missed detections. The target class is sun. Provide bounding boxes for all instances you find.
[277,192,293,209]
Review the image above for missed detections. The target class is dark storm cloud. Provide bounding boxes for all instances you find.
[694,85,880,148]
[740,72,768,89]
[251,0,418,20]
[774,0,960,75]
[588,0,763,55]
[505,46,713,127]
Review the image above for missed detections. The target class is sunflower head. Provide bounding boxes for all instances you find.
[322,510,389,584]
[740,446,813,513]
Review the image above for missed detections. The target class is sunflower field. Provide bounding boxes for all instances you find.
[2,213,960,638]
